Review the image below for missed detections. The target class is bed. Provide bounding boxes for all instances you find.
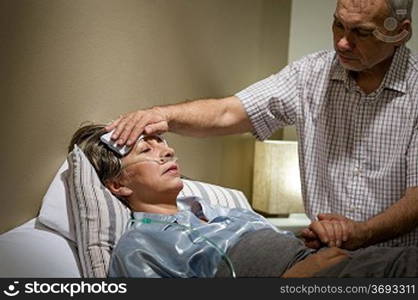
[0,148,254,278]
[0,218,81,277]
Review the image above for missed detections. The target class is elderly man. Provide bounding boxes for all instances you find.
[106,0,418,250]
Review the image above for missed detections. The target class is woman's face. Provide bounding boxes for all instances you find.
[118,135,183,200]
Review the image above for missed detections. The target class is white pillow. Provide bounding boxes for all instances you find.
[0,218,81,277]
[38,161,76,242]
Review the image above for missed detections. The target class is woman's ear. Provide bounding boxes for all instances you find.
[106,179,133,197]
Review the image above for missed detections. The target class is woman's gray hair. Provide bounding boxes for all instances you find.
[68,123,130,208]
[386,0,413,21]
[68,123,123,183]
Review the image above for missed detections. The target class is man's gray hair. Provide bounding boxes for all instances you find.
[386,0,414,21]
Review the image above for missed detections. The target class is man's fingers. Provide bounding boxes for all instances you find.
[339,220,349,242]
[105,116,123,132]
[304,240,321,249]
[310,222,329,244]
[126,121,149,146]
[123,121,169,146]
[323,222,337,247]
[332,222,343,247]
[110,115,132,141]
[106,108,169,146]
[301,228,317,240]
[300,228,310,238]
[116,114,144,145]
[317,214,329,221]
[144,121,169,135]
[126,112,168,143]
[301,228,321,249]
[313,221,342,247]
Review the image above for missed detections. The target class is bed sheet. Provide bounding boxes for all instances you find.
[0,218,81,277]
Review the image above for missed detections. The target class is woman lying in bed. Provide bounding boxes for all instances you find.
[69,124,418,278]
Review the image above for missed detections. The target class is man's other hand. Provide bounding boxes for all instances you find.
[301,213,371,250]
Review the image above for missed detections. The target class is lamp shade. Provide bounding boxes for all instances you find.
[252,140,304,216]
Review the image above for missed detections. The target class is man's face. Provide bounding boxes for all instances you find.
[119,135,183,199]
[333,0,397,72]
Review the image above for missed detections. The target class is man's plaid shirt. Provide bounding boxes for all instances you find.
[237,46,418,246]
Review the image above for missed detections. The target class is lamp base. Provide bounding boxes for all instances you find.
[266,213,311,234]
[254,209,297,219]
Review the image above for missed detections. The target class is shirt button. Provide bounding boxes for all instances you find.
[354,167,361,176]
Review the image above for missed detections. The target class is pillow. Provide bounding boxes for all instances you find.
[66,145,131,278]
[44,146,252,278]
[38,161,76,242]
[180,179,251,210]
[0,218,81,277]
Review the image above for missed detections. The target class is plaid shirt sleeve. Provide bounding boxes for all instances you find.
[235,60,303,140]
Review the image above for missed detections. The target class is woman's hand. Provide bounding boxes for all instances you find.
[281,247,349,278]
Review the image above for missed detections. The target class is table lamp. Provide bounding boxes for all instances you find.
[252,140,304,216]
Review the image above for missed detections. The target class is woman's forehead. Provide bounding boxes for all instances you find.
[136,135,166,147]
[122,135,167,162]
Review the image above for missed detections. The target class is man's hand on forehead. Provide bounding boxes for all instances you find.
[105,107,169,147]
[100,131,167,157]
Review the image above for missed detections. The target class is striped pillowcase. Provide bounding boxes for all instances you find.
[67,146,252,278]
[180,179,251,210]
[67,146,131,278]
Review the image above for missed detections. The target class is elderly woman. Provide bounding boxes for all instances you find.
[69,124,418,278]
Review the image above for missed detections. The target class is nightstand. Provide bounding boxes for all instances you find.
[267,213,311,234]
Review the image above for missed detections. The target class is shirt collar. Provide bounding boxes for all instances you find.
[382,45,409,93]
[131,196,206,226]
[330,58,349,83]
[132,211,177,224]
[177,196,204,215]
[330,46,409,94]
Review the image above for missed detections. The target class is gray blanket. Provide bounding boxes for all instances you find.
[215,229,314,277]
[314,246,418,277]
[215,229,418,277]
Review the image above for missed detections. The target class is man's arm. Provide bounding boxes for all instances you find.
[106,96,252,146]
[360,186,418,247]
[302,187,418,250]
